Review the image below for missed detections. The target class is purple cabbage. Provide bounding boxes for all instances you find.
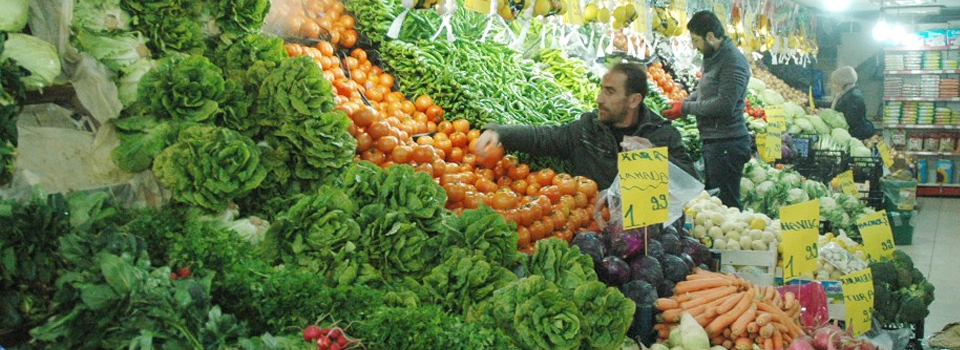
[609,226,647,260]
[662,254,689,283]
[679,253,696,272]
[619,280,658,306]
[647,239,665,262]
[647,224,663,242]
[660,234,681,255]
[629,255,663,287]
[599,256,631,286]
[681,236,712,266]
[571,232,604,265]
[657,280,676,298]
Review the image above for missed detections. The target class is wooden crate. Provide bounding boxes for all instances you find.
[715,243,778,286]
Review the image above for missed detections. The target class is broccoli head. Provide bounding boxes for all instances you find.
[869,260,898,288]
[872,283,897,325]
[896,265,916,289]
[892,250,914,271]
[897,285,930,324]
[917,280,935,305]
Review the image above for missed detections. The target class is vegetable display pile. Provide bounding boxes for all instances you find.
[0,31,26,186]
[869,250,935,325]
[685,191,782,252]
[653,269,804,350]
[740,159,876,240]
[379,39,582,128]
[535,49,601,109]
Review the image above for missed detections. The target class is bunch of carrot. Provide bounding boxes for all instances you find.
[653,269,804,350]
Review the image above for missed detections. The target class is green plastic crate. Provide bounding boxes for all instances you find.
[888,210,916,246]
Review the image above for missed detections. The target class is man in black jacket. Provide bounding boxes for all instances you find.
[662,10,751,209]
[831,66,875,140]
[475,62,696,190]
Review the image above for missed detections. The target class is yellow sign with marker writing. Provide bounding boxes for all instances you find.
[780,199,820,281]
[834,170,860,197]
[618,147,669,230]
[841,268,875,337]
[857,210,896,261]
[877,142,894,169]
[765,109,785,160]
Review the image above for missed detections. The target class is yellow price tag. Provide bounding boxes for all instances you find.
[857,210,896,261]
[841,268,875,337]
[765,110,785,160]
[618,147,670,230]
[877,142,894,169]
[780,199,820,281]
[755,132,773,163]
[834,170,860,197]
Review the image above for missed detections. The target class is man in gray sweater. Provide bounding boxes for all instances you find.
[662,10,751,209]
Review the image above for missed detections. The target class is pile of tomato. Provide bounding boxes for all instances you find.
[647,62,688,101]
[285,38,603,253]
[270,0,360,48]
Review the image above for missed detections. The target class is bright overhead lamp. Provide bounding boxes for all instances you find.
[873,18,890,41]
[824,0,852,12]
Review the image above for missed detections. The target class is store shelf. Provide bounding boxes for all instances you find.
[917,184,960,197]
[885,46,956,52]
[903,151,960,157]
[885,69,960,75]
[882,124,960,130]
[918,183,960,187]
[883,97,960,102]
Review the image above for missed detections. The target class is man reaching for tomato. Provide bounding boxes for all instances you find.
[475,62,696,191]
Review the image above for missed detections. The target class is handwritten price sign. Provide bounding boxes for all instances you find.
[841,268,875,337]
[877,142,894,169]
[857,210,896,261]
[765,109,785,160]
[834,170,860,197]
[618,147,669,230]
[780,199,820,281]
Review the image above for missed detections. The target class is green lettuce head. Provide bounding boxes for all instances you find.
[138,54,225,123]
[216,0,270,40]
[257,55,335,127]
[153,125,267,211]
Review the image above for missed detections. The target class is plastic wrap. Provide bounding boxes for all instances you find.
[777,281,829,328]
[819,242,868,275]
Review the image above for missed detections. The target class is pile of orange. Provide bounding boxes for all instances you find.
[283,15,603,252]
[648,62,688,101]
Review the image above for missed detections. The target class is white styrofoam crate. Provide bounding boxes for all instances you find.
[715,244,778,286]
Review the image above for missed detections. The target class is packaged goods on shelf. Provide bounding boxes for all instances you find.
[923,51,942,69]
[885,101,904,124]
[936,159,955,184]
[907,134,924,151]
[935,107,953,124]
[905,52,923,70]
[918,159,929,183]
[886,54,905,70]
[944,59,959,70]
[942,78,959,98]
[940,133,957,152]
[923,134,940,152]
[892,129,908,147]
[921,75,941,98]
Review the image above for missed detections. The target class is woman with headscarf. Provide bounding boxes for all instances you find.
[831,66,876,140]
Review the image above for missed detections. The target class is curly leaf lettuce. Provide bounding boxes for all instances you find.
[574,281,636,350]
[74,30,151,71]
[137,54,225,122]
[152,125,267,211]
[215,0,270,40]
[73,0,133,33]
[143,16,206,56]
[257,55,334,126]
[263,186,359,269]
[213,33,285,78]
[445,206,518,269]
[359,206,440,279]
[117,58,155,106]
[417,248,518,314]
[270,111,357,182]
[524,238,598,291]
[334,161,386,208]
[111,114,177,172]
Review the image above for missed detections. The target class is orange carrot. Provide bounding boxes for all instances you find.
[653,323,676,331]
[772,289,783,308]
[773,328,784,349]
[675,278,734,294]
[675,284,737,302]
[707,288,754,336]
[658,308,685,323]
[764,338,774,350]
[747,321,759,334]
[756,312,773,326]
[760,323,775,339]
[718,291,746,314]
[695,306,719,326]
[657,328,670,339]
[655,298,679,311]
[680,286,738,309]
[735,337,754,350]
[783,291,796,308]
[723,339,734,349]
[731,303,758,337]
[762,286,776,303]
[757,302,802,337]
[723,328,732,338]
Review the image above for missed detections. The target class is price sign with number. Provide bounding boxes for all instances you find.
[780,199,820,281]
[765,110,785,160]
[841,268,875,336]
[618,147,669,230]
[857,210,896,261]
[877,142,894,169]
[834,170,860,197]
[756,132,771,163]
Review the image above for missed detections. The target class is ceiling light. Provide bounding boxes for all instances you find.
[873,18,890,41]
[824,0,852,12]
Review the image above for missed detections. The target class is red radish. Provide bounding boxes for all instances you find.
[336,336,347,347]
[303,325,323,342]
[812,325,843,350]
[788,336,816,350]
[170,272,179,280]
[329,343,341,350]
[177,267,191,278]
[329,328,343,339]
[317,337,331,349]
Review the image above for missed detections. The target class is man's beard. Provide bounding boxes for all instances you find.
[700,43,716,57]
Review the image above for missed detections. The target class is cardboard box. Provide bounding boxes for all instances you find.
[716,244,778,286]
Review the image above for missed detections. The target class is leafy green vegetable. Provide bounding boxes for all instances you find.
[258,55,335,125]
[353,304,518,350]
[263,186,360,270]
[269,110,357,182]
[73,30,151,71]
[1,33,62,90]
[143,16,207,56]
[0,0,29,32]
[116,58,155,106]
[212,33,285,79]
[414,248,518,314]
[153,125,268,211]
[72,0,133,33]
[215,0,270,42]
[138,54,225,122]
[334,160,386,207]
[524,238,598,291]
[444,205,518,269]
[469,275,585,350]
[573,281,636,350]
[111,114,178,172]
